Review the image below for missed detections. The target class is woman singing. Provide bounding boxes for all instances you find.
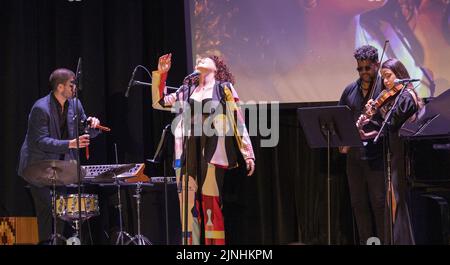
[151,53,255,245]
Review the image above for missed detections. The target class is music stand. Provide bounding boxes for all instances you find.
[147,124,172,245]
[400,89,450,139]
[298,105,362,245]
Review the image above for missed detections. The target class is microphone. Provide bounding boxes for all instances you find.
[72,57,82,91]
[183,70,200,80]
[125,67,137,97]
[394,78,420,85]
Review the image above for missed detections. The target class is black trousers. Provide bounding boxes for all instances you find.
[29,185,66,244]
[346,149,385,244]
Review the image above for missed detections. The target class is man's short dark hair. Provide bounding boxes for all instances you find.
[354,45,379,63]
[49,68,75,91]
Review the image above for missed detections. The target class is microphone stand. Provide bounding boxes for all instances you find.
[374,83,408,245]
[182,77,193,245]
[132,80,179,92]
[124,65,178,97]
[73,57,83,244]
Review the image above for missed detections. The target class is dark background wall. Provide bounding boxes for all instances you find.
[1,0,444,245]
[0,0,194,245]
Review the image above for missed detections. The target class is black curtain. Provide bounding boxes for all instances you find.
[0,0,355,245]
[223,107,354,244]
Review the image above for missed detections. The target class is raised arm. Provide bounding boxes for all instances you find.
[152,53,178,111]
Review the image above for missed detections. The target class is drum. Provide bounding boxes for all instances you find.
[56,193,99,221]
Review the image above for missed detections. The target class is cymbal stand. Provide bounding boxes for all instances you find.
[126,182,152,245]
[113,144,132,245]
[114,177,132,245]
[49,167,66,245]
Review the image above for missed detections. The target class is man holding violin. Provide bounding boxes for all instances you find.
[338,45,385,245]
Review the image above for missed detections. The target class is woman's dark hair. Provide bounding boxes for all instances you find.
[381,58,423,108]
[187,55,236,86]
[381,58,410,80]
[208,55,235,84]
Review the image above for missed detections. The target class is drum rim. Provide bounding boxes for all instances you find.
[67,193,97,197]
[55,194,100,220]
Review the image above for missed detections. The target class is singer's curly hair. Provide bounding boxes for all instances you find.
[209,55,235,84]
[354,45,379,63]
[187,55,236,86]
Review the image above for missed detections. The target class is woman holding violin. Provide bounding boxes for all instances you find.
[357,58,422,245]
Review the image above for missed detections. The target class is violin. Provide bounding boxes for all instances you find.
[356,85,401,129]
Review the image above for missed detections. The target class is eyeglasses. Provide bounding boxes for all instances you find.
[356,66,372,72]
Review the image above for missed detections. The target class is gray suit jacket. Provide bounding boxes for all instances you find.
[17,93,100,185]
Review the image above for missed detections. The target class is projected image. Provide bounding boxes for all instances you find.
[358,0,450,99]
[189,0,450,103]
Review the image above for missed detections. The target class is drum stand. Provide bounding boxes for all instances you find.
[114,176,132,245]
[66,220,82,245]
[126,182,152,245]
[60,192,98,245]
[66,186,84,245]
[49,168,66,245]
[65,191,83,245]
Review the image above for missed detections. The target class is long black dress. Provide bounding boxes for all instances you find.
[380,88,419,245]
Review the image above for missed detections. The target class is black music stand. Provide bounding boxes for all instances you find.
[298,105,362,245]
[147,124,172,245]
[400,89,450,139]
